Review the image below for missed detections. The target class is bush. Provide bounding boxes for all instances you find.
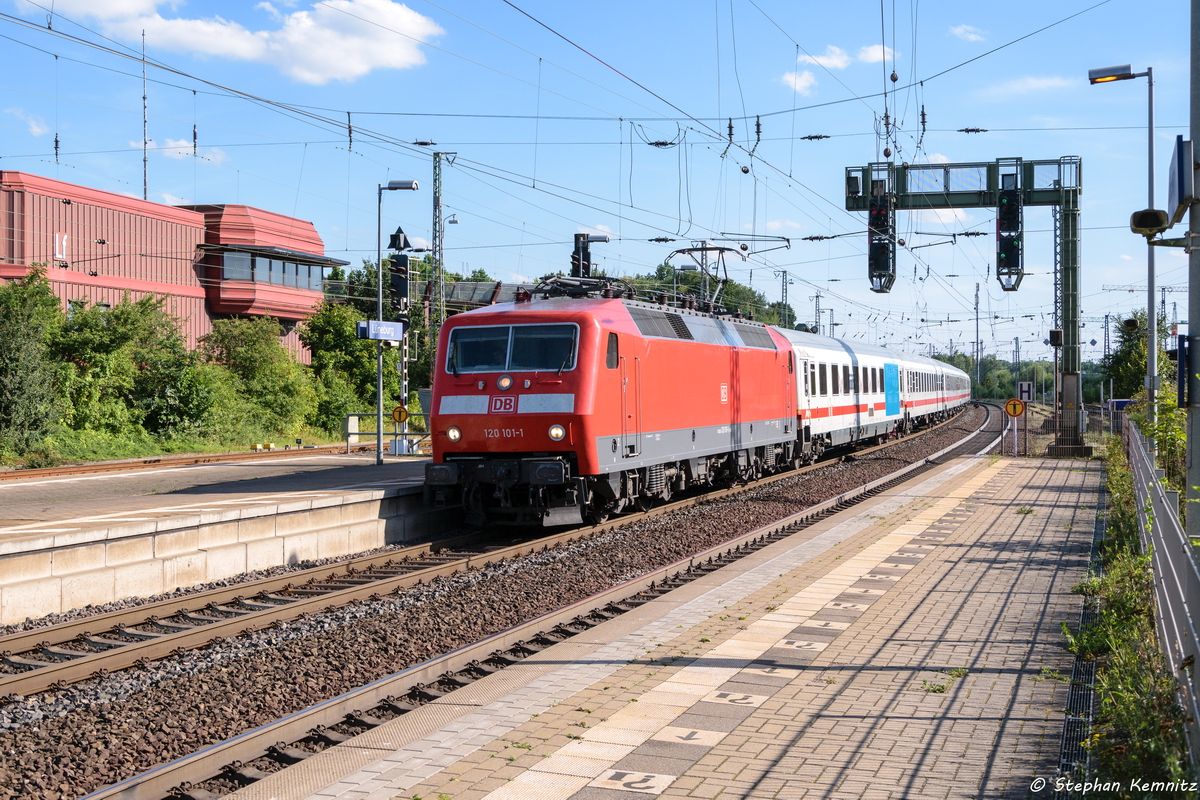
[1061,436,1192,791]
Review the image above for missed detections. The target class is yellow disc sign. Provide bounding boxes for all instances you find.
[392,406,408,424]
[1005,398,1026,417]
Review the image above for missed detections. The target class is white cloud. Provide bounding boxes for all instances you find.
[764,220,802,231]
[781,71,817,95]
[857,45,895,64]
[798,46,850,70]
[19,0,443,85]
[1120,254,1135,261]
[909,208,973,225]
[977,76,1075,99]
[132,137,228,165]
[160,191,189,205]
[927,153,951,165]
[506,272,534,284]
[578,224,614,237]
[5,108,49,137]
[409,235,431,250]
[950,24,985,42]
[160,138,193,159]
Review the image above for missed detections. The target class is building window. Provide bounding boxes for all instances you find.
[223,252,252,281]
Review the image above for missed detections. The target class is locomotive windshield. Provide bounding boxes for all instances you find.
[447,324,577,374]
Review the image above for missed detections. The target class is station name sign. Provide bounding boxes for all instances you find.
[356,319,408,341]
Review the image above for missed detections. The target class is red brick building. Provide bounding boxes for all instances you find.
[0,171,347,358]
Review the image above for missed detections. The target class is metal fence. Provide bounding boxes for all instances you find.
[998,402,1111,457]
[1123,420,1200,761]
[342,413,431,455]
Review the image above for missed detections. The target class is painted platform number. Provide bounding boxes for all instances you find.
[703,690,767,707]
[591,771,676,794]
[489,395,516,414]
[780,640,829,651]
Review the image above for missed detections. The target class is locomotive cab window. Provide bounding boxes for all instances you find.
[447,324,578,374]
[606,332,619,369]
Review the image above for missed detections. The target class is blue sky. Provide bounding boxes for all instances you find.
[0,0,1190,364]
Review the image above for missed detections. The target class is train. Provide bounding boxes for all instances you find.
[423,275,972,526]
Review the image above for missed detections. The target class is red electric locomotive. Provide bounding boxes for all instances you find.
[424,277,800,526]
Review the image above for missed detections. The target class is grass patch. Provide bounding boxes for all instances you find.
[1059,436,1192,789]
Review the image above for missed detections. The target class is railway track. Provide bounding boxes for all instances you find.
[0,443,376,482]
[0,408,989,701]
[61,403,1002,800]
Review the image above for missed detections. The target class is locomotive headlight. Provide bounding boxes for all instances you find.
[548,424,566,441]
[446,426,462,442]
[497,374,514,391]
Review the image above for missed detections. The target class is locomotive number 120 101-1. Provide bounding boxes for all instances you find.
[483,428,525,438]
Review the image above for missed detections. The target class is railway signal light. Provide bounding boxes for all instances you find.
[997,189,1021,233]
[866,191,895,293]
[996,237,1022,292]
[387,254,409,318]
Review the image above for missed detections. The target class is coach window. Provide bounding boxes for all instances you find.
[844,365,852,394]
[606,333,619,369]
[831,365,840,395]
[819,364,828,396]
[872,368,878,394]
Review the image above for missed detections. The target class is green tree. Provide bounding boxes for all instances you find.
[199,316,316,435]
[1102,310,1173,400]
[0,269,63,453]
[299,300,404,432]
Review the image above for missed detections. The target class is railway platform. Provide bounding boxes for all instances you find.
[0,454,453,625]
[231,452,1100,800]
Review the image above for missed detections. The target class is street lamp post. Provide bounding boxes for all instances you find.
[1089,63,1156,458]
[376,179,419,466]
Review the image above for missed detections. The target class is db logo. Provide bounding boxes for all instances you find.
[489,395,517,414]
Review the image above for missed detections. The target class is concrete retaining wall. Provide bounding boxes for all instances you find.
[0,487,460,625]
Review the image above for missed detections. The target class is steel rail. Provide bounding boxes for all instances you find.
[0,444,376,482]
[0,408,980,699]
[81,403,1000,800]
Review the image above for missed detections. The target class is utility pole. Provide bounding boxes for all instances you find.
[778,269,790,328]
[811,292,822,336]
[975,283,981,385]
[1014,336,1021,396]
[431,151,456,338]
[1187,0,1200,542]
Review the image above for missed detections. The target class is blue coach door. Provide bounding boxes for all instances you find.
[883,363,900,416]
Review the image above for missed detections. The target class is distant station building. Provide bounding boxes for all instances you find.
[0,171,348,359]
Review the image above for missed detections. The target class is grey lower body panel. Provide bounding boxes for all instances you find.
[595,417,795,473]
